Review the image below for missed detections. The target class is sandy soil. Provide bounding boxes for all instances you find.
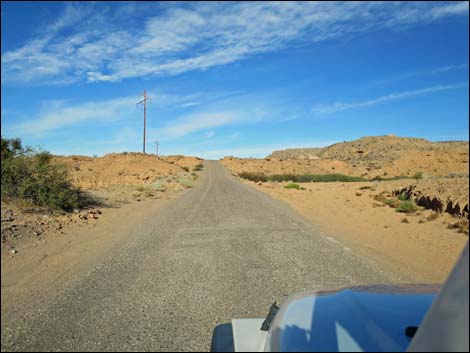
[2,153,203,249]
[268,135,469,178]
[241,178,468,283]
[53,153,203,189]
[226,135,469,179]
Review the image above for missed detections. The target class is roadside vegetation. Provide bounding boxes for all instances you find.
[371,174,422,182]
[239,172,367,183]
[373,193,418,213]
[447,220,469,235]
[284,182,305,190]
[193,163,204,171]
[239,170,426,184]
[396,200,418,213]
[1,137,92,211]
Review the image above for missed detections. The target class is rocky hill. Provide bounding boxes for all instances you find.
[264,135,469,178]
[268,135,468,162]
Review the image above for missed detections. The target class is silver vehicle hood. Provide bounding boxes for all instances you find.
[228,285,438,352]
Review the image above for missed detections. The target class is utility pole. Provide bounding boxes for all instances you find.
[136,89,151,154]
[155,140,159,158]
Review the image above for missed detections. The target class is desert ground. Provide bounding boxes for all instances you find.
[1,153,203,252]
[3,161,393,351]
[1,135,469,351]
[221,135,469,282]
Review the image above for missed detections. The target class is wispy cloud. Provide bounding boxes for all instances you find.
[8,95,137,137]
[2,2,469,85]
[371,63,469,86]
[6,88,264,144]
[180,102,201,108]
[157,111,243,140]
[313,82,469,114]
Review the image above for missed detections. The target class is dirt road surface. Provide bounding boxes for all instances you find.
[2,161,394,351]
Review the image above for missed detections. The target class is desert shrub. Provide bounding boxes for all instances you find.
[238,172,367,183]
[373,194,388,203]
[152,178,166,190]
[271,173,367,182]
[414,171,423,181]
[396,200,418,213]
[284,182,305,190]
[238,172,268,182]
[1,137,88,211]
[136,185,146,192]
[193,164,204,171]
[446,173,468,179]
[182,166,189,172]
[374,194,398,208]
[143,189,154,198]
[426,213,439,221]
[385,198,401,208]
[359,186,371,190]
[447,220,469,235]
[372,175,412,182]
[397,193,409,201]
[178,175,194,188]
[401,218,409,223]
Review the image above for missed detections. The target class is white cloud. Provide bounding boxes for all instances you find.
[157,111,243,140]
[2,2,469,85]
[179,102,201,108]
[5,88,260,142]
[371,63,469,87]
[429,63,469,75]
[313,82,469,114]
[9,95,137,137]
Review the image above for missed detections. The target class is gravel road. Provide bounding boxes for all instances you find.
[2,161,393,351]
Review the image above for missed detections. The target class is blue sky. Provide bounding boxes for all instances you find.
[1,1,469,158]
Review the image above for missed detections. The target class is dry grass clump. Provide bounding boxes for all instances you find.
[447,220,469,235]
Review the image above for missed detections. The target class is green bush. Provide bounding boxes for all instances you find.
[396,200,418,213]
[284,182,305,190]
[239,172,367,183]
[178,175,194,188]
[238,172,268,182]
[269,173,367,182]
[1,137,89,211]
[414,171,423,181]
[193,163,204,171]
[385,198,401,208]
[371,175,411,182]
